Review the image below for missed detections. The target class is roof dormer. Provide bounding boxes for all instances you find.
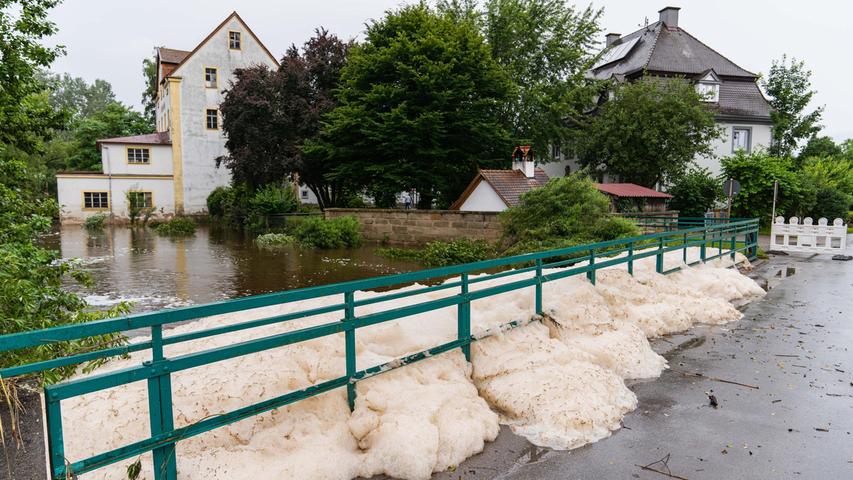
[695,69,721,102]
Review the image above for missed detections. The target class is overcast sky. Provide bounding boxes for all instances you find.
[46,0,851,141]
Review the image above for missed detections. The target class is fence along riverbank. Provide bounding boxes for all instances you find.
[0,217,759,479]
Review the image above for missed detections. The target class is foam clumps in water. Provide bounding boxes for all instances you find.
[62,247,764,479]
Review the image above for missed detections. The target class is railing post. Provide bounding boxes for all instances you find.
[656,237,664,273]
[534,260,543,316]
[586,249,596,284]
[627,242,634,276]
[701,229,707,262]
[44,394,65,479]
[682,233,688,264]
[458,273,471,361]
[344,291,356,410]
[146,324,177,480]
[730,229,737,261]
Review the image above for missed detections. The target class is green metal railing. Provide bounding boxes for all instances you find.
[0,218,759,480]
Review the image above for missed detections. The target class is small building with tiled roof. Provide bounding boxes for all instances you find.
[594,183,672,212]
[452,148,550,212]
[547,6,772,179]
[56,12,282,223]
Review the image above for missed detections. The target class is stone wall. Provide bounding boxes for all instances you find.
[325,208,503,246]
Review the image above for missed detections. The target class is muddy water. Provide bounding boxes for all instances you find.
[44,225,422,313]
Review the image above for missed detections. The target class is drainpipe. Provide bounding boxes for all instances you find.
[105,146,114,220]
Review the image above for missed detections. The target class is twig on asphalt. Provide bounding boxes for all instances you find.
[635,454,689,480]
[670,369,759,389]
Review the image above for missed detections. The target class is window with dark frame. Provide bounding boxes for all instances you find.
[206,109,219,129]
[84,192,109,209]
[127,191,153,209]
[229,31,241,50]
[204,67,218,88]
[127,147,150,164]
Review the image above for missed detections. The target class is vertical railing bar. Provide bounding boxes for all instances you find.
[344,291,356,410]
[586,248,596,284]
[656,237,664,273]
[534,260,543,316]
[45,397,65,478]
[627,242,634,276]
[458,273,471,361]
[147,324,176,480]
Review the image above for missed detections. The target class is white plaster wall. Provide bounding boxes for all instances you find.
[101,144,173,176]
[537,157,576,178]
[696,122,773,175]
[173,16,278,213]
[459,182,508,212]
[57,176,175,223]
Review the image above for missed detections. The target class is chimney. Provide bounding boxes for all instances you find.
[605,33,621,47]
[658,6,680,28]
[511,146,535,178]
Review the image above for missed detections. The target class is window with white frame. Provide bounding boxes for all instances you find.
[127,147,150,164]
[204,67,218,88]
[732,127,751,153]
[206,109,219,130]
[229,31,241,50]
[83,192,109,209]
[696,82,719,102]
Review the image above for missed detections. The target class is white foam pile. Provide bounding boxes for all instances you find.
[63,247,764,479]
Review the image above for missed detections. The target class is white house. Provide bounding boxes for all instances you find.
[545,6,773,179]
[57,12,285,223]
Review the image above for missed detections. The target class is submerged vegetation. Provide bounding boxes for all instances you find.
[154,217,197,236]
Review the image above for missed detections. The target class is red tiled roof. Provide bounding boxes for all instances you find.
[158,47,191,64]
[452,168,550,209]
[96,132,171,147]
[594,183,672,199]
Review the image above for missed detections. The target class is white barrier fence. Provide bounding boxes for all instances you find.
[770,216,847,254]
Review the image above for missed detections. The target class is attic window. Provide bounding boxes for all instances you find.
[697,82,719,102]
[229,31,241,50]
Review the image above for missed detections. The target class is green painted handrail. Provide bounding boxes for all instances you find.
[0,217,759,480]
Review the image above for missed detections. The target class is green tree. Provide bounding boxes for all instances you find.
[219,29,351,207]
[67,102,151,170]
[798,135,842,161]
[0,0,68,152]
[310,4,513,208]
[46,73,116,119]
[667,168,722,218]
[500,173,639,254]
[141,48,159,126]
[575,77,721,187]
[761,55,823,158]
[721,151,804,225]
[439,0,602,157]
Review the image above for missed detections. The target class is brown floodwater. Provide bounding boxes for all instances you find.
[43,225,423,313]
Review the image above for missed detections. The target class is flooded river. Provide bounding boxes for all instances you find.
[44,225,422,313]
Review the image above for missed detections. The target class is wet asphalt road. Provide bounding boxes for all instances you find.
[430,251,853,480]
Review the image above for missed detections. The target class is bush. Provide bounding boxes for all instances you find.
[84,212,107,230]
[721,151,804,225]
[255,233,299,248]
[154,217,197,236]
[812,187,850,220]
[378,238,496,267]
[294,216,361,249]
[246,184,299,232]
[206,186,232,217]
[667,168,722,217]
[500,174,640,254]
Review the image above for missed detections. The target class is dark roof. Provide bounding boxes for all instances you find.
[451,168,549,209]
[158,47,191,64]
[712,80,772,121]
[97,132,171,147]
[595,183,672,199]
[592,22,755,79]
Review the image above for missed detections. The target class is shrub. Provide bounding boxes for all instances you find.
[419,239,495,266]
[294,216,361,249]
[500,174,640,254]
[721,151,804,225]
[667,168,722,217]
[255,233,299,248]
[246,184,299,232]
[812,187,850,220]
[84,212,107,230]
[155,217,197,236]
[206,186,232,217]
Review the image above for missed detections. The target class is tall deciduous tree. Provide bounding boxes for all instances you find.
[46,73,117,119]
[761,55,823,158]
[0,0,67,152]
[575,77,721,187]
[218,29,350,208]
[438,0,602,160]
[141,48,159,126]
[67,102,151,170]
[308,4,512,208]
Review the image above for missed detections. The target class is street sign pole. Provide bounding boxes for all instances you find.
[771,180,779,224]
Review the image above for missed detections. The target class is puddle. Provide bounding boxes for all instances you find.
[517,444,549,464]
[665,336,706,357]
[761,266,797,291]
